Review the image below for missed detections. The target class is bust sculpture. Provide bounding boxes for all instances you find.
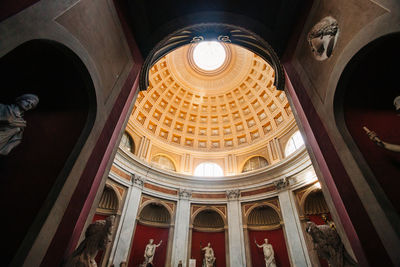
[255,239,276,267]
[307,16,339,61]
[201,242,216,267]
[64,215,115,267]
[141,239,162,266]
[306,221,357,267]
[0,94,39,155]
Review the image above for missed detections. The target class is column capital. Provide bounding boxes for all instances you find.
[179,188,192,200]
[273,177,290,190]
[226,189,240,200]
[132,175,145,189]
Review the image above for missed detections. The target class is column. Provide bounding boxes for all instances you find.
[111,175,144,266]
[277,185,311,267]
[171,189,192,267]
[226,190,246,267]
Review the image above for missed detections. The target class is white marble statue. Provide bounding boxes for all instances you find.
[201,242,216,267]
[307,16,339,61]
[141,239,162,266]
[0,94,39,155]
[255,239,276,267]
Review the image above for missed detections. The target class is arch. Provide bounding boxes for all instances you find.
[191,206,227,227]
[151,153,177,172]
[139,23,284,92]
[298,183,324,215]
[284,130,304,157]
[139,202,171,225]
[97,184,121,214]
[137,198,174,221]
[194,162,223,177]
[0,39,97,265]
[334,33,400,216]
[193,209,225,229]
[241,155,269,173]
[244,202,282,226]
[120,131,135,153]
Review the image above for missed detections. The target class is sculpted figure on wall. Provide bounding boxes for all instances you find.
[306,221,357,267]
[141,239,162,266]
[201,242,216,267]
[255,239,276,267]
[65,215,115,267]
[307,16,339,61]
[363,96,400,153]
[0,94,39,155]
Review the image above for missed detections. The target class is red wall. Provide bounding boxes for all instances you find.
[191,230,226,267]
[128,223,169,267]
[248,228,290,267]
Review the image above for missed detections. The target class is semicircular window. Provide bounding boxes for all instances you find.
[242,156,268,173]
[285,131,304,157]
[120,132,134,153]
[151,155,176,172]
[194,162,223,177]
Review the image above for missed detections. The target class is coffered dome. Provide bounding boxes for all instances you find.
[130,42,293,153]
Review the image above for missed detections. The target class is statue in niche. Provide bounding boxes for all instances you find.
[64,215,115,267]
[201,242,216,267]
[0,94,39,155]
[307,16,339,61]
[141,239,162,266]
[306,221,357,267]
[363,96,400,153]
[255,239,276,267]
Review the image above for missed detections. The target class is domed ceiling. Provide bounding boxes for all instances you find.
[130,42,293,152]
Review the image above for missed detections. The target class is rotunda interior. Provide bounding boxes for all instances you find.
[1,1,399,267]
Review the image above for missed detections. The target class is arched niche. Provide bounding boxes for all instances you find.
[190,207,228,267]
[0,39,96,265]
[334,33,400,216]
[244,202,289,267]
[128,199,174,267]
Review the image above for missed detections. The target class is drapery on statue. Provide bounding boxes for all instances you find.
[255,239,276,267]
[64,215,115,267]
[306,221,357,267]
[201,242,216,267]
[363,96,400,153]
[0,94,39,155]
[141,239,162,266]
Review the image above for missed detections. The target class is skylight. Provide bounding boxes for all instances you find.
[192,41,226,71]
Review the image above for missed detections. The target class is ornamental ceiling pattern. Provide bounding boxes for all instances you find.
[130,43,293,151]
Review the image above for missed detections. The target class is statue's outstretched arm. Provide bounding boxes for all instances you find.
[363,127,400,152]
[156,240,162,247]
[254,239,261,248]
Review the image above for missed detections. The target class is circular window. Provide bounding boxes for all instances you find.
[192,41,226,71]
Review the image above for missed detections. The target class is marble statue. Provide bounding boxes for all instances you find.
[141,239,162,266]
[306,221,357,267]
[0,94,39,155]
[65,215,115,267]
[363,95,400,153]
[255,239,276,267]
[201,242,216,267]
[307,16,339,61]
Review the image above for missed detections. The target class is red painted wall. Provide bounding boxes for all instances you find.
[191,230,226,267]
[248,229,290,267]
[128,223,169,267]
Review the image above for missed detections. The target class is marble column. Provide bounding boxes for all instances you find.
[226,190,246,267]
[111,175,144,266]
[277,186,311,267]
[171,189,192,267]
